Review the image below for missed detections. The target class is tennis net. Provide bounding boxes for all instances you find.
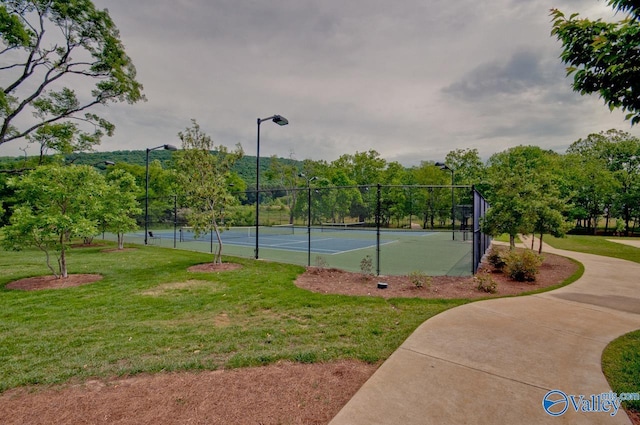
[180,224,295,242]
[319,222,367,232]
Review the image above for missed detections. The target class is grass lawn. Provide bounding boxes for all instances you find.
[0,242,466,392]
[546,234,640,414]
[544,234,640,263]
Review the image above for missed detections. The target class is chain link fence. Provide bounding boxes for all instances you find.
[109,185,490,276]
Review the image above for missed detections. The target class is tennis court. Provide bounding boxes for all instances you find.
[172,225,409,255]
[121,224,473,276]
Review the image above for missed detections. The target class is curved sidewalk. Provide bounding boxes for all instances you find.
[330,241,640,425]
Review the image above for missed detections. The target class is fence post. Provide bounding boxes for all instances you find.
[376,183,381,276]
[173,195,177,248]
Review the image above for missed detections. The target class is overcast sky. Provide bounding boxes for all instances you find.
[4,0,640,165]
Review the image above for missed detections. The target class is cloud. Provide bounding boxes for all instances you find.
[443,50,560,101]
[1,0,640,167]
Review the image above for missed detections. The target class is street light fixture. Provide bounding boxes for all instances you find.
[145,144,177,245]
[435,162,455,241]
[92,160,115,169]
[299,173,317,266]
[255,114,289,259]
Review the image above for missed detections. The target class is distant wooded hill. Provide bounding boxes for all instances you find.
[0,150,301,184]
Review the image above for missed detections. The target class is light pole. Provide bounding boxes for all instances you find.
[92,160,115,169]
[255,114,289,259]
[299,173,317,266]
[145,144,177,245]
[436,162,455,241]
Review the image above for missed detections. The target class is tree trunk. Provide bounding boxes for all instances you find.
[118,232,125,249]
[59,232,68,278]
[625,207,631,237]
[531,234,535,250]
[60,247,68,278]
[509,234,516,250]
[538,233,544,254]
[212,219,223,264]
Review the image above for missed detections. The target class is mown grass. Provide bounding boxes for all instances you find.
[0,242,466,392]
[546,234,640,414]
[544,234,640,263]
[602,330,640,411]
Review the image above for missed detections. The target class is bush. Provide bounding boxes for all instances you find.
[360,255,373,276]
[503,249,543,282]
[487,247,506,270]
[409,271,432,289]
[474,271,498,293]
[314,256,328,268]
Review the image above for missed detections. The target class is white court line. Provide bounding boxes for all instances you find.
[328,239,399,255]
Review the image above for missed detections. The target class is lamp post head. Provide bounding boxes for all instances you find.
[272,115,289,126]
[435,162,453,172]
[164,144,178,151]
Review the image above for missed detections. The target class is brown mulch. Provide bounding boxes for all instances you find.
[5,274,102,291]
[8,250,636,425]
[0,360,376,425]
[295,251,578,299]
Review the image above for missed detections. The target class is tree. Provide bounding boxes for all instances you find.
[444,148,485,185]
[264,153,301,224]
[551,2,640,124]
[102,168,142,249]
[332,150,387,222]
[410,161,450,229]
[113,161,177,226]
[0,0,145,148]
[564,132,619,233]
[2,164,106,278]
[565,129,640,235]
[482,146,568,250]
[174,120,243,264]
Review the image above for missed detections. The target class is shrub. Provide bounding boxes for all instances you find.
[487,247,506,270]
[409,271,432,289]
[503,249,543,282]
[314,256,328,268]
[360,255,373,276]
[474,272,498,293]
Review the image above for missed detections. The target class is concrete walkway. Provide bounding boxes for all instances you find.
[330,239,640,424]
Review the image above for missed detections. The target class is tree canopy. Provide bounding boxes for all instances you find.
[0,0,145,149]
[174,120,243,264]
[2,163,107,278]
[551,1,640,123]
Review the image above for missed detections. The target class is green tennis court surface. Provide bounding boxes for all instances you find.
[117,226,472,276]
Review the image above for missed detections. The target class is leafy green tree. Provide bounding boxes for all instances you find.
[332,150,387,222]
[444,148,485,185]
[483,146,567,250]
[113,161,177,226]
[0,0,145,147]
[410,161,449,229]
[551,1,640,123]
[328,168,361,224]
[102,168,142,249]
[174,120,243,264]
[566,129,640,235]
[2,164,106,278]
[265,154,301,224]
[381,161,408,227]
[530,179,571,253]
[564,133,619,233]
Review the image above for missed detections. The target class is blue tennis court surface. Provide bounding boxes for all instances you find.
[148,227,437,255]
